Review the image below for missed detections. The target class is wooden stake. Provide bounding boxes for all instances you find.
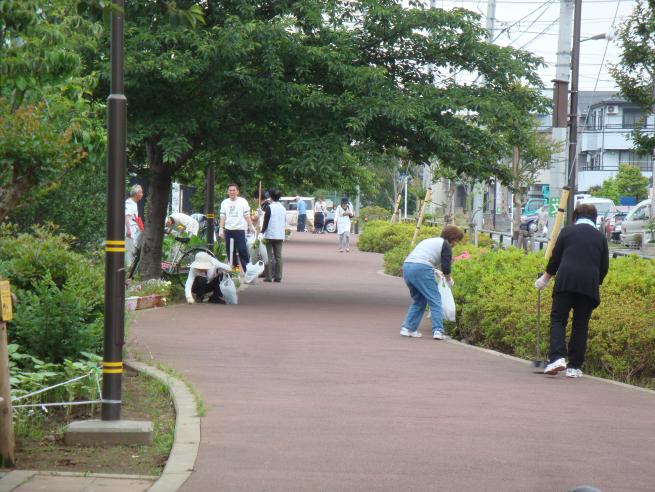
[544,187,570,260]
[411,188,432,247]
[390,193,402,224]
[0,320,15,467]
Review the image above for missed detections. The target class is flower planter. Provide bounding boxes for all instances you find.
[125,294,166,311]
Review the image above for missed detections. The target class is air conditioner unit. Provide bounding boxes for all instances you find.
[606,105,618,114]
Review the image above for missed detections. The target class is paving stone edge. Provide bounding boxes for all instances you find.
[0,361,201,492]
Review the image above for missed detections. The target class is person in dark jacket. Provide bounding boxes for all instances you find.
[534,203,609,377]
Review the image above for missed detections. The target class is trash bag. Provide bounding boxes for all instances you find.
[220,275,238,304]
[437,277,456,322]
[244,260,265,284]
[248,237,268,265]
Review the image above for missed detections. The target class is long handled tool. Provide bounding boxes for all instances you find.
[531,272,547,372]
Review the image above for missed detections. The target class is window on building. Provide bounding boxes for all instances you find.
[618,150,652,171]
[622,109,646,129]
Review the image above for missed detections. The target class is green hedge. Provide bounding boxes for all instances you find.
[0,224,104,363]
[361,222,655,385]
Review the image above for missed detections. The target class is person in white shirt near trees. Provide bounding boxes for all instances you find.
[185,251,232,304]
[124,184,144,268]
[218,183,256,272]
[261,189,286,283]
[165,212,200,237]
[336,197,354,252]
[313,196,327,234]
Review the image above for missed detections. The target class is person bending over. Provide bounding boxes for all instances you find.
[185,251,232,304]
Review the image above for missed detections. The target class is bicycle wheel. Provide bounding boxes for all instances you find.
[172,247,216,287]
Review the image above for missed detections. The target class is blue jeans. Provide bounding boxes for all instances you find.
[402,262,443,334]
[297,214,306,232]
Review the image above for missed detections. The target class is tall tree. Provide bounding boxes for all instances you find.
[107,0,547,278]
[0,0,102,222]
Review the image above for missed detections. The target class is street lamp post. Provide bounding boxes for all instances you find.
[566,0,582,224]
[102,0,126,421]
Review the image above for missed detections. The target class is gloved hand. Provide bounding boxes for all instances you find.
[257,232,264,241]
[186,296,195,304]
[534,275,550,290]
[218,227,225,239]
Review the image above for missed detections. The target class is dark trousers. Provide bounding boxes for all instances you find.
[313,212,325,233]
[549,291,596,368]
[191,275,222,302]
[297,214,306,232]
[265,239,283,281]
[224,229,249,271]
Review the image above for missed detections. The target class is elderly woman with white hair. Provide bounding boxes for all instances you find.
[125,184,144,268]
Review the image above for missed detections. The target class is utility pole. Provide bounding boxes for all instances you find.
[205,166,215,250]
[566,0,583,224]
[551,0,574,201]
[102,0,127,421]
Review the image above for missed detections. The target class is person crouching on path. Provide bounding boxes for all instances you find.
[400,225,464,340]
[261,189,286,283]
[534,203,609,378]
[336,197,354,252]
[185,251,232,304]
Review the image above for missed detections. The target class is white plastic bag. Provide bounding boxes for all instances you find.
[220,275,238,304]
[244,260,265,284]
[437,277,456,322]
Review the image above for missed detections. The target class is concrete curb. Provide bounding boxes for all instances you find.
[0,361,200,492]
[126,361,201,492]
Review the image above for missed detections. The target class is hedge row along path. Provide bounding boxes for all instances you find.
[129,232,655,492]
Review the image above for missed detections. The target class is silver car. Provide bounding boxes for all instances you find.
[620,199,652,247]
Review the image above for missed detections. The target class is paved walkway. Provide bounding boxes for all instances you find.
[127,232,655,492]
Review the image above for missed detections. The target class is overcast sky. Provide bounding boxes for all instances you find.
[428,0,637,93]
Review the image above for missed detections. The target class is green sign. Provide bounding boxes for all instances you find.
[548,197,559,217]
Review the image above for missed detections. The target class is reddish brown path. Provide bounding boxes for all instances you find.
[129,232,655,492]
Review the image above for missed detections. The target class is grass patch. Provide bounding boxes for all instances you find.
[9,370,175,476]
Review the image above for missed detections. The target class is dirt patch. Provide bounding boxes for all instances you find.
[7,369,175,476]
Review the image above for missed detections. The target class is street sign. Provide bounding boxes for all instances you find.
[0,281,12,321]
[548,197,559,217]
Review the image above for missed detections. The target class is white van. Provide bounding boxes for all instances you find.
[620,199,652,246]
[578,197,616,229]
[280,196,315,231]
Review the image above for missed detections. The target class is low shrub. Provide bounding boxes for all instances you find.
[360,206,391,222]
[0,224,104,363]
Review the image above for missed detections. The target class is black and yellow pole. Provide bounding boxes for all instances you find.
[205,166,215,250]
[103,0,126,421]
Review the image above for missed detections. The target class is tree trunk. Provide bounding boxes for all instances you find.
[139,150,172,280]
[0,176,34,223]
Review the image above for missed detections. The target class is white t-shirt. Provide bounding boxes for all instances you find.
[220,197,251,231]
[336,204,353,235]
[125,198,140,237]
[168,213,199,236]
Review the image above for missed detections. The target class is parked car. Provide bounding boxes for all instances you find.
[607,211,627,242]
[620,199,652,247]
[279,197,338,233]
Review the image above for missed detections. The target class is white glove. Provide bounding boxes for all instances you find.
[257,232,264,241]
[434,269,444,279]
[218,228,225,239]
[186,296,195,304]
[534,275,550,290]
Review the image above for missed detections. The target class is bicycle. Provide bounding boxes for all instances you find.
[128,236,217,287]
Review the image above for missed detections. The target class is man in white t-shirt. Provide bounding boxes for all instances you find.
[219,183,256,271]
[125,184,144,268]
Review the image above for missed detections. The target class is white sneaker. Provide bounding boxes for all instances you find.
[544,357,567,375]
[566,368,583,378]
[433,331,445,340]
[400,327,422,338]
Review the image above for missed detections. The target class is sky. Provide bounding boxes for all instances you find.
[427,0,638,92]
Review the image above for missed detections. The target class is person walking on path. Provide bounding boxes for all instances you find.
[400,225,464,340]
[125,184,144,268]
[336,197,354,252]
[262,189,286,283]
[185,251,232,304]
[534,203,609,377]
[313,196,326,234]
[296,196,307,232]
[219,183,256,272]
[537,205,549,236]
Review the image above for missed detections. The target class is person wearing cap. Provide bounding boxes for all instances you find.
[534,203,609,377]
[165,212,200,237]
[400,225,464,340]
[218,183,256,271]
[185,251,232,304]
[335,197,354,252]
[295,196,307,232]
